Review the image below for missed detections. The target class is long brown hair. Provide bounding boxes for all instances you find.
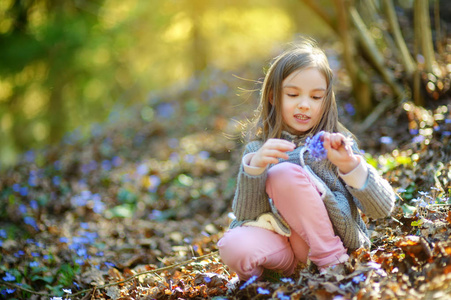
[247,38,349,142]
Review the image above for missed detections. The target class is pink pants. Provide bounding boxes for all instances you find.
[218,162,348,280]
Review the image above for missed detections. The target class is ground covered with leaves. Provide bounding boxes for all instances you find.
[0,61,450,299]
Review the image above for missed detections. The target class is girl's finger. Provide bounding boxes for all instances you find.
[266,139,296,151]
[322,132,332,150]
[262,149,290,160]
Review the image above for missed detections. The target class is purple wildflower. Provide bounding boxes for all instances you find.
[380,136,393,144]
[257,287,270,295]
[352,273,366,284]
[52,176,61,186]
[412,135,425,143]
[305,131,327,161]
[30,200,38,210]
[24,216,39,230]
[2,272,16,282]
[240,275,258,290]
[29,261,39,268]
[280,278,295,284]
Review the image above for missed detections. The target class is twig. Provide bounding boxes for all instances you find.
[1,281,50,296]
[2,251,219,298]
[68,251,219,298]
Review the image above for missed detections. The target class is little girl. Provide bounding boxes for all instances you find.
[218,39,395,281]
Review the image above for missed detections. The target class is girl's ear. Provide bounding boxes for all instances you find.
[269,91,274,105]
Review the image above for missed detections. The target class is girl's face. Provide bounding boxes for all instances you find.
[279,67,326,135]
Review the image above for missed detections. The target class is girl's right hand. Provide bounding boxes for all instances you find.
[249,139,295,168]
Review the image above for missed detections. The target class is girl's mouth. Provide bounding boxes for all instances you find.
[295,114,310,120]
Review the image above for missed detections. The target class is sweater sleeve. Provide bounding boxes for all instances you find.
[346,162,396,219]
[231,141,272,222]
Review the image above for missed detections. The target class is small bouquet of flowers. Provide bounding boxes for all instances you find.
[305,131,328,161]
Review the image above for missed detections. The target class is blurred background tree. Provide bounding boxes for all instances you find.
[0,0,449,168]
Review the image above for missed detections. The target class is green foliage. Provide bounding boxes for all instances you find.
[0,0,326,168]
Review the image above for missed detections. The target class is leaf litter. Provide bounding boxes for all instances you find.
[0,64,450,299]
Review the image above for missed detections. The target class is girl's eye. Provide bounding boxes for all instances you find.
[312,96,323,100]
[287,94,298,97]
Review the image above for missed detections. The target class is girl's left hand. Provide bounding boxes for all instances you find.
[322,132,359,174]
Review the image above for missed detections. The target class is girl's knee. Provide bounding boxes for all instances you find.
[218,228,263,263]
[217,227,293,280]
[267,162,309,189]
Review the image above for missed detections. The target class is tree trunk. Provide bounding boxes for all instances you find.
[382,0,416,77]
[333,0,372,118]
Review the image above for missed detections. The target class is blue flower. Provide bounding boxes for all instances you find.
[156,103,175,118]
[31,252,40,257]
[148,175,161,193]
[76,248,87,257]
[257,287,270,295]
[352,273,366,284]
[112,156,122,167]
[24,216,39,230]
[14,250,25,257]
[5,288,16,294]
[344,103,356,116]
[409,129,419,135]
[92,198,105,214]
[102,160,112,171]
[2,272,16,282]
[305,131,327,161]
[204,276,212,283]
[280,278,295,284]
[28,175,38,187]
[19,204,27,214]
[412,135,425,143]
[380,136,393,145]
[198,151,210,160]
[25,150,35,162]
[20,186,29,196]
[136,164,149,176]
[0,229,7,239]
[12,184,20,192]
[277,292,291,300]
[52,176,61,186]
[59,237,69,243]
[240,275,258,290]
[29,261,39,268]
[30,200,38,210]
[104,262,115,268]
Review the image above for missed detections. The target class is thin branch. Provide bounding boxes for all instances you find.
[1,251,219,298]
[349,6,404,101]
[299,0,338,35]
[382,0,416,77]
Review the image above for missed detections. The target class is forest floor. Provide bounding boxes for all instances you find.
[0,60,450,299]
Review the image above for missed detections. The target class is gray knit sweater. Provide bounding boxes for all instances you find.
[230,131,395,250]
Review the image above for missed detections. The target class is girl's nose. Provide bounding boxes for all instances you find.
[297,97,310,110]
